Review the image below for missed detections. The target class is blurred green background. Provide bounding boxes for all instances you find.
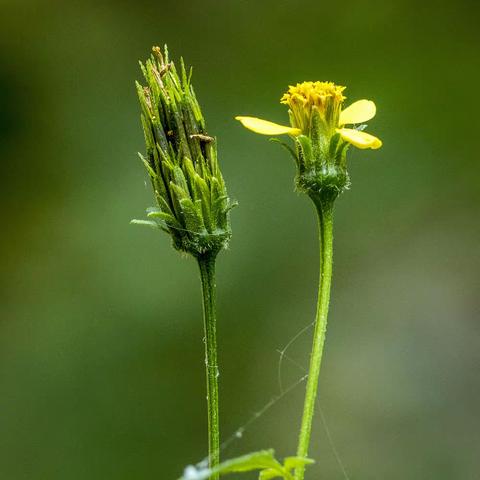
[1,0,479,479]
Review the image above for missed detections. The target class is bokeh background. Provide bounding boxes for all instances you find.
[1,0,479,479]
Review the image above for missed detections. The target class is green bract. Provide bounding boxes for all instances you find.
[134,46,235,256]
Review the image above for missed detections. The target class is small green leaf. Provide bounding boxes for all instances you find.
[209,450,281,476]
[283,456,314,472]
[177,451,309,480]
[259,468,283,480]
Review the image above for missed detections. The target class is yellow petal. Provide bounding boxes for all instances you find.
[339,100,376,126]
[337,128,382,149]
[235,116,301,136]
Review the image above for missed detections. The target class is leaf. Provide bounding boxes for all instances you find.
[259,468,283,480]
[178,450,310,480]
[207,450,281,477]
[283,457,315,472]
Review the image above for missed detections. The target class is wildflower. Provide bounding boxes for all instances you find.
[236,81,382,201]
[236,81,381,149]
[237,82,382,480]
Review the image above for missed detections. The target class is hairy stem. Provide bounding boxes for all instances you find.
[295,198,334,480]
[197,253,220,478]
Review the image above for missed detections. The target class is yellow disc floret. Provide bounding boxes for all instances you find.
[280,81,346,107]
[280,81,346,135]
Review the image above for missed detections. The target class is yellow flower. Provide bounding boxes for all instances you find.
[236,81,382,150]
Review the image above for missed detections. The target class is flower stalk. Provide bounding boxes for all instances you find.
[197,252,220,480]
[134,46,235,474]
[294,196,334,480]
[236,81,382,479]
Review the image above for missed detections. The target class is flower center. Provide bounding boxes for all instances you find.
[280,81,346,134]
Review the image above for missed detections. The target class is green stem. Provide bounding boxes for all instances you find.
[197,252,220,479]
[294,198,334,480]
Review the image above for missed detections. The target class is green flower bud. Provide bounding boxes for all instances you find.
[134,46,235,257]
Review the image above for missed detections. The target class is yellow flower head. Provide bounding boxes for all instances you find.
[236,80,382,201]
[280,81,346,134]
[236,80,382,150]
